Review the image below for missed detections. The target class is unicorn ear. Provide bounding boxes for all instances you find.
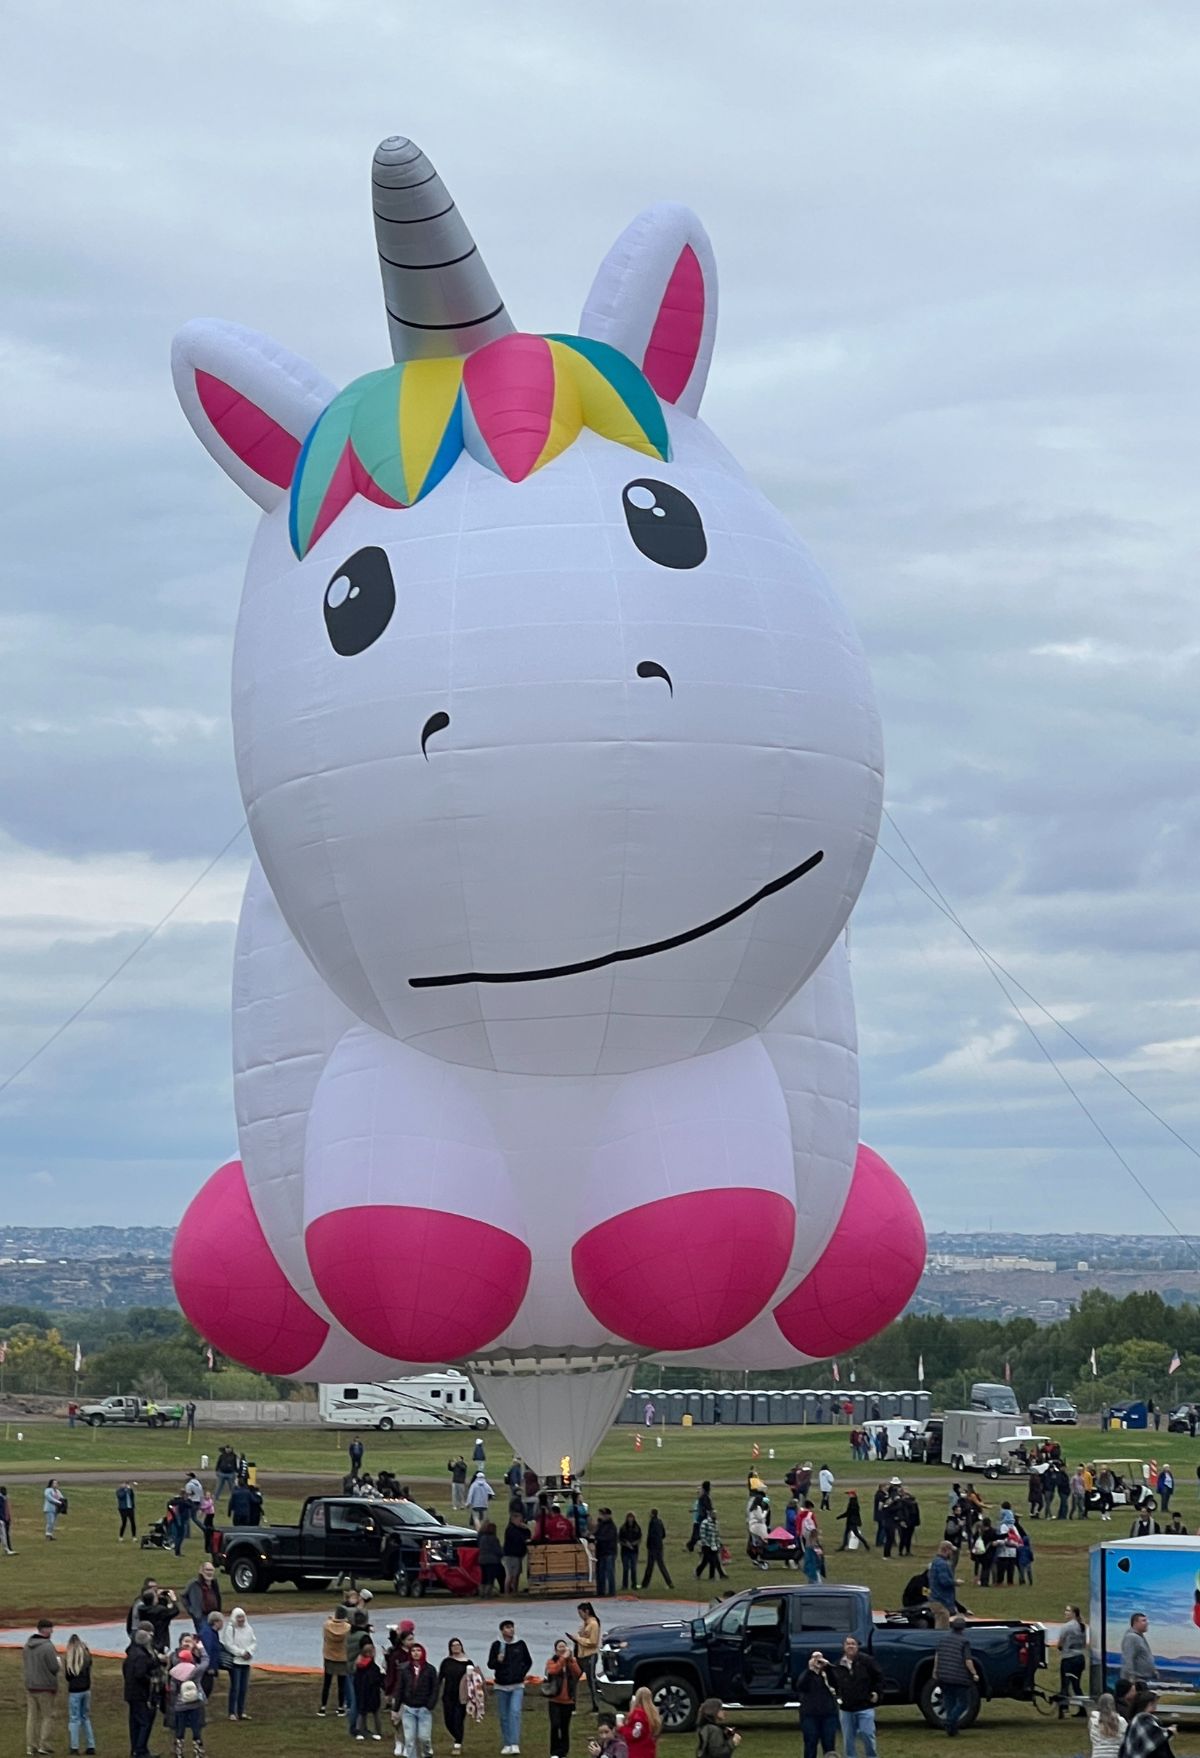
[578,203,717,416]
[171,320,338,511]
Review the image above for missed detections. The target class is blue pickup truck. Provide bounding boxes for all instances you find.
[596,1583,1044,1732]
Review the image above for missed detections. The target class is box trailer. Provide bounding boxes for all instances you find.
[941,1410,1034,1472]
[1090,1535,1200,1691]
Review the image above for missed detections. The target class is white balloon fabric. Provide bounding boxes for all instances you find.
[171,136,926,1475]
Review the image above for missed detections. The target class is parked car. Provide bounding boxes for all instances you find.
[1167,1404,1197,1435]
[218,1495,478,1595]
[596,1582,1045,1733]
[1028,1397,1078,1425]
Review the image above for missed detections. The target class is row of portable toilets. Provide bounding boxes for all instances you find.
[619,1389,932,1427]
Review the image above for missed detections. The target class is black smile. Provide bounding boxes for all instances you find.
[409,849,825,988]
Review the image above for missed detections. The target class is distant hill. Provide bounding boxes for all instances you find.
[3,1226,1197,1319]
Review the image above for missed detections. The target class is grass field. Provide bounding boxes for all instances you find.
[1,1417,1197,1755]
[0,1649,1106,1758]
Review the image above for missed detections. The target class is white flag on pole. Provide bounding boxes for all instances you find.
[918,1354,925,1386]
[73,1342,82,1373]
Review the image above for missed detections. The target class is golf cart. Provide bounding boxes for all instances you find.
[1086,1459,1158,1514]
[982,1435,1052,1480]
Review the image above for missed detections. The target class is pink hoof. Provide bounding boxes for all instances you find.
[306,1206,531,1362]
[773,1145,925,1357]
[572,1189,794,1351]
[172,1160,329,1374]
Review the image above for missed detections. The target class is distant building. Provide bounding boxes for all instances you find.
[927,1253,1056,1274]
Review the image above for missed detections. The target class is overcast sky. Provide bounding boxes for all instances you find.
[3,2,1200,1234]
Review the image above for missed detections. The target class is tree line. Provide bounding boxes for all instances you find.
[1,1287,1196,1411]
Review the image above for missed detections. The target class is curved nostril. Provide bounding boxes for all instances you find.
[420,711,450,758]
[636,659,673,696]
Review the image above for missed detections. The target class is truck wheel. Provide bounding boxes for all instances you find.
[473,1418,490,1431]
[229,1555,263,1595]
[377,1417,395,1432]
[984,1467,999,1481]
[918,1679,980,1730]
[89,1415,104,1427]
[646,1674,700,1733]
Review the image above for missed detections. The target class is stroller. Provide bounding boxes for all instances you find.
[750,1525,801,1569]
[140,1518,170,1551]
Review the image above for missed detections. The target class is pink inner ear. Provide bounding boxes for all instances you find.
[195,369,302,490]
[642,244,705,405]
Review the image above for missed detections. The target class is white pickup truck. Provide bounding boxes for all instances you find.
[78,1395,184,1428]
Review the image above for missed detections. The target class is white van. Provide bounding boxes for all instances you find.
[318,1372,492,1432]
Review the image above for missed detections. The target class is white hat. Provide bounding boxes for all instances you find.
[889,1476,902,1486]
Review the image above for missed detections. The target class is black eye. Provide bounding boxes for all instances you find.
[324,546,395,656]
[622,479,707,570]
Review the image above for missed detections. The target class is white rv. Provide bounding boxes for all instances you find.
[318,1373,492,1432]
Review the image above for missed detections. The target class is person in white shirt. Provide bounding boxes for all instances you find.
[818,1467,835,1511]
[1088,1692,1126,1758]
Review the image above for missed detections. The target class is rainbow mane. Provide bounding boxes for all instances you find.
[289,332,671,559]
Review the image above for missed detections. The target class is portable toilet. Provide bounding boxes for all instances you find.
[915,1392,932,1422]
[898,1392,916,1420]
[880,1393,900,1419]
[733,1392,753,1425]
[620,1390,640,1425]
[751,1392,771,1425]
[664,1391,686,1425]
[768,1391,789,1424]
[697,1391,716,1425]
[717,1391,738,1425]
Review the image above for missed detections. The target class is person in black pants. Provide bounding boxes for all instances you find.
[797,1651,839,1758]
[544,1640,582,1758]
[694,1513,727,1580]
[836,1492,870,1551]
[122,1629,163,1758]
[687,1481,713,1552]
[438,1638,470,1753]
[642,1509,674,1588]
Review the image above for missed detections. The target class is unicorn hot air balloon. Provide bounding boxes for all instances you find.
[170,136,926,1472]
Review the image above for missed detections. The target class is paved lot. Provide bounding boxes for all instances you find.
[0,1592,708,1672]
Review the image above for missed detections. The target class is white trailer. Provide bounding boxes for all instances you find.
[318,1372,491,1432]
[941,1410,1034,1472]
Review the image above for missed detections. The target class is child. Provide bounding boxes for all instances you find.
[174,1677,207,1758]
[354,1639,385,1741]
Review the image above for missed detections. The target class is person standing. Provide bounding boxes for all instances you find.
[184,1471,206,1536]
[818,1465,835,1511]
[694,1510,727,1581]
[221,1607,257,1721]
[575,1603,602,1712]
[319,1605,351,1718]
[186,1400,197,1436]
[488,1619,531,1756]
[64,1634,95,1757]
[687,1481,713,1551]
[503,1507,530,1595]
[641,1510,672,1589]
[214,1445,238,1508]
[116,1479,137,1542]
[593,1510,619,1597]
[932,1616,978,1738]
[472,1434,487,1465]
[836,1492,869,1552]
[797,1652,839,1758]
[348,1435,365,1478]
[438,1637,472,1755]
[183,1561,222,1633]
[123,1628,163,1758]
[830,1634,882,1758]
[352,1639,385,1743]
[24,1617,61,1756]
[198,1612,224,1701]
[1120,1612,1155,1687]
[1057,1606,1087,1714]
[466,1470,495,1530]
[624,1685,661,1758]
[1087,1693,1127,1758]
[44,1478,65,1540]
[1157,1464,1175,1512]
[0,1482,14,1553]
[929,1541,959,1630]
[392,1640,438,1754]
[448,1456,469,1512]
[544,1638,582,1758]
[618,1512,642,1591]
[696,1699,741,1758]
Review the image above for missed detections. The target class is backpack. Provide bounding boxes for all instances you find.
[58,1494,69,1517]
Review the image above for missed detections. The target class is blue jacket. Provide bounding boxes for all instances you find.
[929,1554,957,1609]
[198,1623,223,1671]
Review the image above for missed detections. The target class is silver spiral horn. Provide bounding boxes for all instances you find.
[372,136,515,361]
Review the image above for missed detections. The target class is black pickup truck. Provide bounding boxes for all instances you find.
[597,1584,1044,1732]
[218,1496,477,1595]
